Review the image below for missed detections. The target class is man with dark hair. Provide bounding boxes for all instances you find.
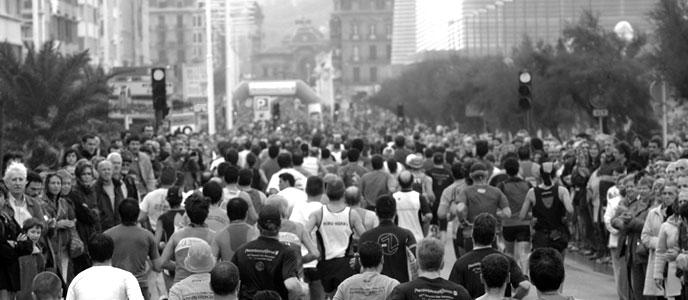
[267,152,307,194]
[24,171,43,198]
[360,155,395,209]
[126,134,156,196]
[66,234,144,300]
[438,162,468,258]
[203,181,229,231]
[138,166,177,231]
[426,152,454,239]
[360,195,417,283]
[105,199,161,299]
[449,213,530,299]
[222,165,258,224]
[390,238,471,300]
[338,148,369,187]
[393,171,433,242]
[475,254,511,300]
[239,168,266,215]
[76,134,99,160]
[211,197,259,262]
[394,136,412,168]
[232,205,304,300]
[160,194,216,285]
[278,172,307,218]
[31,272,62,300]
[306,176,366,298]
[498,158,532,273]
[528,248,570,299]
[259,145,282,189]
[289,176,326,300]
[453,162,510,251]
[517,146,538,186]
[210,262,241,300]
[333,241,400,300]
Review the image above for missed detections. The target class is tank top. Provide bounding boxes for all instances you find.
[317,206,353,260]
[393,190,424,242]
[533,185,566,231]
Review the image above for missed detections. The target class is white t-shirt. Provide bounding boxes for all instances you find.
[168,273,213,300]
[289,200,323,268]
[333,272,399,300]
[267,169,307,193]
[67,265,144,300]
[302,156,320,176]
[278,187,308,218]
[139,188,170,231]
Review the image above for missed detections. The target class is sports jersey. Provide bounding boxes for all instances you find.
[317,206,353,260]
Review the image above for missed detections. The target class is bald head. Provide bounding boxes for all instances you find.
[266,194,289,218]
[344,186,362,207]
[398,170,414,189]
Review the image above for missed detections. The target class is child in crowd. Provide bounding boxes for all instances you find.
[17,218,47,300]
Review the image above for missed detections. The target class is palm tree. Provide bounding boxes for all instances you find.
[0,41,115,152]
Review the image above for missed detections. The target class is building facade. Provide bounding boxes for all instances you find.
[0,0,23,55]
[20,0,80,54]
[450,0,655,56]
[149,0,205,66]
[331,0,393,103]
[102,0,150,67]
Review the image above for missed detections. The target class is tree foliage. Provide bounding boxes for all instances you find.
[371,11,659,139]
[0,41,116,149]
[650,0,688,100]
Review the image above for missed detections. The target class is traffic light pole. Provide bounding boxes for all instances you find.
[154,110,162,134]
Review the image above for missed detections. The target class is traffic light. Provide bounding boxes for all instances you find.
[272,102,280,121]
[518,69,532,110]
[396,104,404,121]
[151,67,169,118]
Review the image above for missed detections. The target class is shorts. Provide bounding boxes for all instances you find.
[303,267,320,282]
[317,257,355,293]
[502,225,531,242]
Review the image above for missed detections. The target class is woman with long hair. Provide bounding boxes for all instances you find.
[588,141,602,171]
[61,149,79,179]
[68,162,99,275]
[41,173,76,283]
[643,181,680,298]
[180,148,205,192]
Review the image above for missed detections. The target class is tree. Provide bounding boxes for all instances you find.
[650,0,688,100]
[0,41,115,150]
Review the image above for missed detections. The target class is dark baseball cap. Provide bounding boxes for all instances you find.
[258,204,281,230]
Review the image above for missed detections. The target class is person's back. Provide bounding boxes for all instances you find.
[360,155,393,209]
[203,181,230,232]
[333,242,399,300]
[212,197,259,262]
[393,172,432,242]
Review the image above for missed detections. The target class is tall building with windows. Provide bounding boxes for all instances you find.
[450,0,655,56]
[149,0,205,66]
[20,0,80,54]
[0,0,23,55]
[102,0,150,67]
[331,0,393,103]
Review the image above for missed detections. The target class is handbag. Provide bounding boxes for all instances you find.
[68,226,85,258]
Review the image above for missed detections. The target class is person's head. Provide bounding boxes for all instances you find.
[253,291,282,300]
[359,241,384,270]
[159,166,177,187]
[22,218,44,243]
[387,158,398,174]
[614,142,632,162]
[210,262,240,297]
[25,171,43,198]
[503,157,520,177]
[31,271,62,300]
[432,152,444,166]
[470,162,489,182]
[166,186,183,208]
[107,152,122,174]
[371,155,384,170]
[44,173,62,197]
[238,169,253,187]
[398,170,414,189]
[63,148,79,166]
[118,198,140,225]
[662,181,679,209]
[475,140,489,158]
[55,169,72,196]
[540,162,557,186]
[185,193,210,225]
[277,153,292,169]
[416,238,445,272]
[126,135,141,154]
[226,197,249,221]
[395,135,406,148]
[344,186,362,207]
[450,161,464,180]
[268,145,280,159]
[257,204,282,236]
[529,247,565,293]
[325,177,345,201]
[5,162,28,196]
[517,146,531,161]
[472,213,497,246]
[347,148,360,163]
[88,233,114,263]
[278,173,295,190]
[224,149,239,166]
[480,254,511,290]
[375,194,396,219]
[305,176,324,198]
[97,160,113,182]
[81,134,98,154]
[203,181,223,205]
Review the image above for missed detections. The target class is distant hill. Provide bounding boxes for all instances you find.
[257,0,332,49]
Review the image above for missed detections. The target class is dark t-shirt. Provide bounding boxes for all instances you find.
[231,236,300,300]
[390,277,471,300]
[448,248,527,299]
[360,220,417,283]
[426,167,453,201]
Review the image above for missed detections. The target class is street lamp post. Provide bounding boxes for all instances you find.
[205,0,216,135]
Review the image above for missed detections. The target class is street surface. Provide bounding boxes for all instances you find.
[439,235,617,300]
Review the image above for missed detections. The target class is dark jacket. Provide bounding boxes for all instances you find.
[0,210,33,291]
[93,178,124,232]
[69,182,101,244]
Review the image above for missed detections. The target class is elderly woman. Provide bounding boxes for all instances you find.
[642,181,679,298]
[0,173,34,300]
[42,172,76,282]
[653,189,688,300]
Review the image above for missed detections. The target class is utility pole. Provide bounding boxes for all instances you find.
[205,0,216,135]
[225,0,234,130]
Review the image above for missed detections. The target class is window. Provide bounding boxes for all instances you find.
[353,67,360,83]
[375,0,385,9]
[386,44,391,58]
[369,24,376,38]
[177,30,184,43]
[369,45,377,60]
[177,49,185,61]
[177,15,183,27]
[158,50,167,62]
[385,22,392,38]
[359,0,370,9]
[158,15,165,26]
[341,0,351,10]
[352,23,359,36]
[352,46,359,61]
[370,67,378,82]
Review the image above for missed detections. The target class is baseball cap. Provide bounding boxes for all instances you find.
[470,162,488,173]
[258,204,281,231]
